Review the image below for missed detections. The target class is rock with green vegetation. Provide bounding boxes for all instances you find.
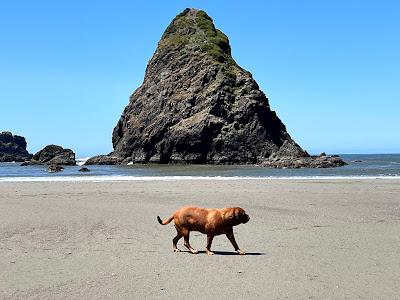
[106,8,345,167]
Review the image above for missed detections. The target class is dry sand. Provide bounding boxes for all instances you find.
[0,179,399,299]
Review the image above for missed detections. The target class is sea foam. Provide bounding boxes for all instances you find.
[0,175,398,182]
[75,157,90,166]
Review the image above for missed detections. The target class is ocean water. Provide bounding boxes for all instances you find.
[0,154,399,181]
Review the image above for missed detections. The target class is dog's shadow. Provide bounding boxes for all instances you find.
[182,250,265,256]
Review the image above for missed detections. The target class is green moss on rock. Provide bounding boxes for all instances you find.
[160,8,234,66]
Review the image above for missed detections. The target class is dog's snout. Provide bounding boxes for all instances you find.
[242,214,250,223]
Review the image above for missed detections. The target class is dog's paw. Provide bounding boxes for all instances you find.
[190,249,199,254]
[173,248,182,252]
[237,250,246,255]
[206,251,214,256]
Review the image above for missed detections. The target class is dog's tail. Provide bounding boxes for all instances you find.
[157,215,174,225]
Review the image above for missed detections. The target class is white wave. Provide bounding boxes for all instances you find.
[75,157,91,166]
[0,175,399,182]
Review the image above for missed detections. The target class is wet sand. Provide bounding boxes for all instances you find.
[1,179,399,299]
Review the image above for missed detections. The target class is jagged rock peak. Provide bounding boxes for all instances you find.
[107,8,345,167]
[160,8,232,62]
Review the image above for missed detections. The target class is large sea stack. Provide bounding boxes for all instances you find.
[106,8,345,167]
[0,131,32,162]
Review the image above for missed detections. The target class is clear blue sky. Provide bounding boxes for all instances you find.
[1,1,399,157]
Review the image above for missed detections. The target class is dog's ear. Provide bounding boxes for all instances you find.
[234,208,241,219]
[225,209,235,221]
[226,208,242,222]
[231,208,243,221]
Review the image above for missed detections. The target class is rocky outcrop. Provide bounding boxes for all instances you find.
[263,154,347,168]
[0,131,32,162]
[83,155,121,165]
[78,167,90,172]
[95,8,345,168]
[22,145,76,166]
[47,165,64,173]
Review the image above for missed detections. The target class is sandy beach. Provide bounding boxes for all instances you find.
[1,179,399,299]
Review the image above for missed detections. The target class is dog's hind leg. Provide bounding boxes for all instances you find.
[182,229,198,254]
[172,228,183,252]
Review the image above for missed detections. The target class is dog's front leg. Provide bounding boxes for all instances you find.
[206,234,214,255]
[226,233,245,255]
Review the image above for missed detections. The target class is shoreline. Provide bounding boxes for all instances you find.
[1,175,400,182]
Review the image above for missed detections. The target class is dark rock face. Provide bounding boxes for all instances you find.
[23,145,76,166]
[106,8,345,168]
[0,131,32,162]
[84,155,121,165]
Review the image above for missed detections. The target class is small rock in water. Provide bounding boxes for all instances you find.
[48,165,64,173]
[78,167,90,172]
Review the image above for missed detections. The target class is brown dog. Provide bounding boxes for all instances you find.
[157,206,250,255]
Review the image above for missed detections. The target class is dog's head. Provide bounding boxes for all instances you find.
[226,207,250,225]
